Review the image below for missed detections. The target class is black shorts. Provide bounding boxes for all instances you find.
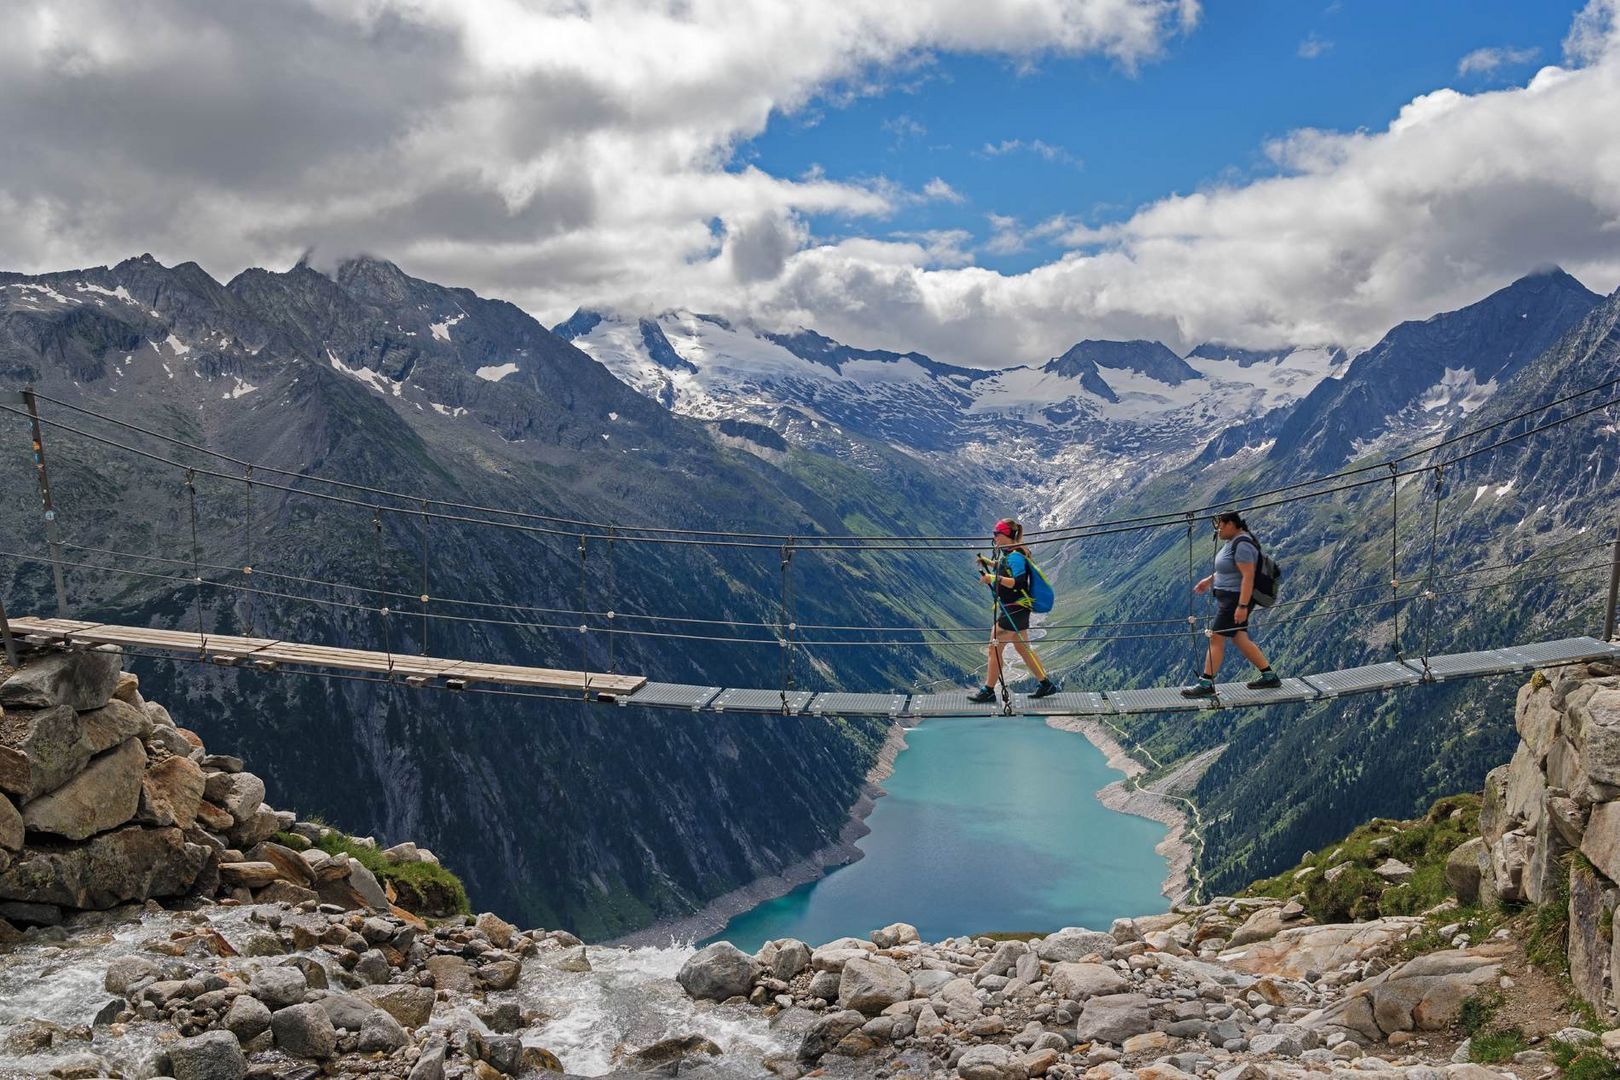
[1211,589,1250,637]
[996,606,1031,633]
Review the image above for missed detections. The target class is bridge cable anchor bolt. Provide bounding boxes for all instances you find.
[242,566,252,575]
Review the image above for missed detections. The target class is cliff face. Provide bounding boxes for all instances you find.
[0,643,460,928]
[1456,659,1620,1010]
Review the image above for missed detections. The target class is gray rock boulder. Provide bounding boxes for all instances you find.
[0,824,207,908]
[202,771,265,825]
[223,994,272,1041]
[0,705,88,800]
[167,1029,246,1080]
[958,1043,1022,1080]
[1574,689,1620,784]
[759,937,811,981]
[1051,961,1128,1000]
[137,754,207,829]
[22,736,146,840]
[271,1000,337,1059]
[0,793,20,853]
[0,648,123,711]
[408,1035,447,1080]
[1036,927,1117,963]
[677,942,761,1002]
[250,966,309,1009]
[1075,993,1153,1044]
[357,1008,409,1052]
[356,983,435,1028]
[345,858,390,911]
[1445,838,1486,904]
[798,1009,865,1061]
[838,956,912,1014]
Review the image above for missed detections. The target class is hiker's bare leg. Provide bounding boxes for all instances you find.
[1233,630,1268,669]
[1204,633,1227,676]
[1008,632,1047,681]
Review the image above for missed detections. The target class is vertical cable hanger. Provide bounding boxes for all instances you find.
[780,538,796,715]
[184,469,206,656]
[606,526,617,675]
[1388,462,1403,660]
[372,509,394,676]
[1185,512,1198,677]
[241,465,256,637]
[1419,464,1447,676]
[578,534,590,703]
[418,500,430,656]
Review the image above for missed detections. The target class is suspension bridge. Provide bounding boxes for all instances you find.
[0,383,1617,718]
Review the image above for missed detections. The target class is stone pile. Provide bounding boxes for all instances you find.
[678,906,1526,1080]
[1446,658,1620,1008]
[3,899,588,1079]
[0,645,428,933]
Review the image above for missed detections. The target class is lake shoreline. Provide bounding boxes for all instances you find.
[1043,716,1195,905]
[608,720,910,948]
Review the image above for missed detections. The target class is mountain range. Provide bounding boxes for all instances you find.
[2,252,1614,933]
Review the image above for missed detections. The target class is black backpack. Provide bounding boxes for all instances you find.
[1244,533,1282,608]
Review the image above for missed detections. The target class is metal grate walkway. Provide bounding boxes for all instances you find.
[9,616,1615,718]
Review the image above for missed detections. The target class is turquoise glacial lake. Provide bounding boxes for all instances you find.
[707,715,1171,952]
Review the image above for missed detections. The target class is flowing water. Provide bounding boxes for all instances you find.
[708,715,1171,952]
[0,906,787,1079]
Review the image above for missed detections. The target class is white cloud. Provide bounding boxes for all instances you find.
[1297,34,1332,59]
[1457,45,1540,76]
[3,0,1620,375]
[922,177,965,204]
[0,0,1195,309]
[980,138,1082,166]
[740,16,1620,366]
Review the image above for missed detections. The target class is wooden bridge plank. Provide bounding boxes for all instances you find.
[3,617,644,694]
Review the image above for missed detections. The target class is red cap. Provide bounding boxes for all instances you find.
[993,519,1018,537]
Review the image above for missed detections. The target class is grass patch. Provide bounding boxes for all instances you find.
[1469,1028,1528,1063]
[1551,1039,1620,1080]
[1243,793,1481,924]
[271,830,312,852]
[315,833,470,918]
[1459,989,1506,1035]
[1524,863,1572,975]
[1400,905,1504,960]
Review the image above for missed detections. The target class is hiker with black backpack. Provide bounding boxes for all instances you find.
[1181,511,1282,698]
[969,518,1059,703]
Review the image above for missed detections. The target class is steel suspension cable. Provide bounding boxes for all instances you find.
[183,469,205,653]
[22,372,1620,550]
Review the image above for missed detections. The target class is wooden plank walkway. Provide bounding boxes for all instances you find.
[6,617,647,695]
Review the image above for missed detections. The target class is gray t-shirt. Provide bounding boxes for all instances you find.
[1213,534,1259,593]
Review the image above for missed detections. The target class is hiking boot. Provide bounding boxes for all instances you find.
[1030,679,1059,700]
[967,685,997,704]
[1180,679,1216,699]
[1247,670,1283,690]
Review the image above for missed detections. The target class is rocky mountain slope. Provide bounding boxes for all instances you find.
[558,309,1345,524]
[0,254,988,939]
[1040,272,1620,898]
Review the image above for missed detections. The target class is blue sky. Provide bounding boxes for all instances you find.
[743,0,1586,273]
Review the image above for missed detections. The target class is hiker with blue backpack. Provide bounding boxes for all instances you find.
[1181,511,1282,698]
[969,518,1059,703]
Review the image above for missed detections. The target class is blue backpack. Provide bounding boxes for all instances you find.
[1026,557,1055,614]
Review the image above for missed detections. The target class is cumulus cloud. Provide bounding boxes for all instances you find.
[1457,45,1540,76]
[0,0,1195,312]
[3,0,1619,371]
